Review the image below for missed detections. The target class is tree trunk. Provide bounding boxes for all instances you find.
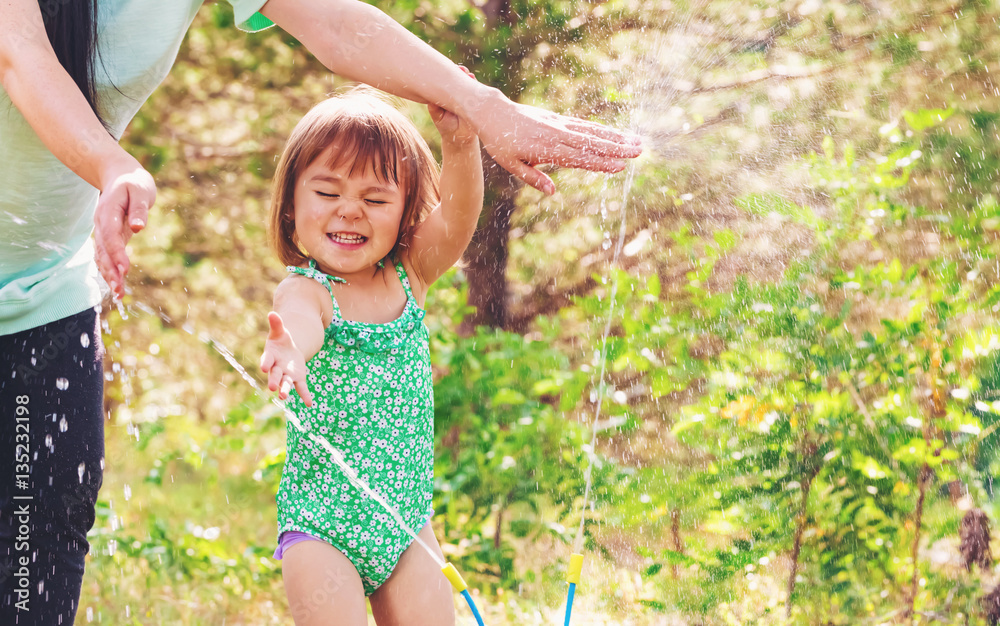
[906,332,944,622]
[907,464,932,624]
[671,508,683,579]
[494,503,504,550]
[461,149,522,332]
[785,472,814,619]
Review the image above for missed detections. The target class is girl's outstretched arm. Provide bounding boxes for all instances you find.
[257,0,642,195]
[407,101,484,288]
[0,0,155,298]
[260,277,329,407]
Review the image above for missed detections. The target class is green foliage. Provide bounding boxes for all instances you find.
[431,300,621,589]
[80,0,1000,623]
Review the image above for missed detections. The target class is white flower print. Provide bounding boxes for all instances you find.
[275,263,434,593]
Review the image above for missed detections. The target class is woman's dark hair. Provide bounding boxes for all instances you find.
[40,0,106,127]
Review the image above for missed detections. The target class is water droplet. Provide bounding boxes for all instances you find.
[86,606,93,622]
[59,417,68,432]
[78,463,86,483]
[123,484,131,501]
[55,377,69,391]
[80,333,90,348]
[44,434,52,448]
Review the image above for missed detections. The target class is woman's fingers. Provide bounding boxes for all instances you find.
[94,237,118,295]
[128,186,152,232]
[496,157,556,195]
[93,168,156,297]
[508,138,627,173]
[94,191,130,296]
[563,119,644,151]
[549,127,641,162]
[550,143,628,172]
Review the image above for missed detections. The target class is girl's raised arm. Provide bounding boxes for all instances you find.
[260,277,329,407]
[257,0,641,195]
[407,103,484,288]
[0,0,155,298]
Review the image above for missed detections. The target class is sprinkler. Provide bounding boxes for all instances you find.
[563,553,584,626]
[442,563,485,626]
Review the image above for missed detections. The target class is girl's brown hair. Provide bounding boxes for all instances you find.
[268,88,441,267]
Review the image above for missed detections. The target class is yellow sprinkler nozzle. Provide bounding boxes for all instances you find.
[567,553,584,585]
[442,562,468,592]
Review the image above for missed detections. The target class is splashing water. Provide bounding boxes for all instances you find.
[571,19,674,555]
[573,160,640,555]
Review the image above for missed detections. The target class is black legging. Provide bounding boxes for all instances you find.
[0,307,105,625]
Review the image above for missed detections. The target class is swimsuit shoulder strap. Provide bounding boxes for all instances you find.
[393,260,415,300]
[286,260,346,294]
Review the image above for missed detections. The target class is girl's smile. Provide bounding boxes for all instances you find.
[293,149,405,280]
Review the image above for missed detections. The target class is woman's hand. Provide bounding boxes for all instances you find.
[93,158,156,298]
[468,90,643,195]
[261,312,315,407]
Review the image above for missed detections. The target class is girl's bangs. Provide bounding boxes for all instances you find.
[320,123,403,186]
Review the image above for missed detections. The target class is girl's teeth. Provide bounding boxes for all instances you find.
[331,234,365,243]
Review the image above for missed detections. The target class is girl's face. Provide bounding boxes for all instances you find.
[292,147,405,279]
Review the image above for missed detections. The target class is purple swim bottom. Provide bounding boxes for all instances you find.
[273,530,323,560]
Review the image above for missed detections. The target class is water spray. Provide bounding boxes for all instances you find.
[565,159,638,624]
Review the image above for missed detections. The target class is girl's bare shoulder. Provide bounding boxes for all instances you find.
[274,273,334,327]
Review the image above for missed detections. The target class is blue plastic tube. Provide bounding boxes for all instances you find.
[563,582,577,626]
[461,588,486,626]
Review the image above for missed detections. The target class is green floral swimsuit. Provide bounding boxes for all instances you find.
[275,259,434,595]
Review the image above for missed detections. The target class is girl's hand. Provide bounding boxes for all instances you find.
[93,159,156,299]
[261,312,315,407]
[428,66,478,146]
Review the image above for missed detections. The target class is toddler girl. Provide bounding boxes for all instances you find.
[260,86,483,625]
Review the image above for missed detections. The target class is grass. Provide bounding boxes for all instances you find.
[77,414,671,625]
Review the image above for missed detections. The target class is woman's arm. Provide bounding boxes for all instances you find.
[0,0,155,297]
[258,0,642,195]
[260,277,329,406]
[408,103,484,288]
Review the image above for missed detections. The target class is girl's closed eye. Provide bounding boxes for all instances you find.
[316,191,339,198]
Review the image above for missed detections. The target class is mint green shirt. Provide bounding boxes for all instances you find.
[0,0,272,335]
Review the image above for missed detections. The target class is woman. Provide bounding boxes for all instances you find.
[0,0,640,623]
